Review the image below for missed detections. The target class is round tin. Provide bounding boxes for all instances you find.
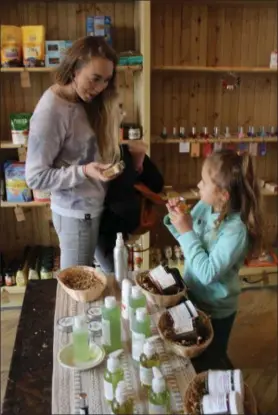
[57,316,74,333]
[87,306,102,322]
[88,321,102,337]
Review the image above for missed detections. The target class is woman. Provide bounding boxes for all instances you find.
[25,36,125,269]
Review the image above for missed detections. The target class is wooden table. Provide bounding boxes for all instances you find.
[2,279,233,414]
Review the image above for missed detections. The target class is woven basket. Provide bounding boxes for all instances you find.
[157,309,213,359]
[57,266,107,303]
[135,271,187,308]
[184,371,258,415]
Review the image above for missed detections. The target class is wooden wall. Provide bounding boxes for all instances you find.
[0,1,140,255]
[150,1,278,250]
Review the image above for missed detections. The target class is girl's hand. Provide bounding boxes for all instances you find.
[83,162,116,182]
[169,206,193,234]
[166,197,181,211]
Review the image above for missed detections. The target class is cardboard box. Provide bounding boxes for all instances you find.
[45,40,72,58]
[86,16,112,45]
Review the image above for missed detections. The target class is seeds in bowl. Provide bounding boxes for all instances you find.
[62,269,104,290]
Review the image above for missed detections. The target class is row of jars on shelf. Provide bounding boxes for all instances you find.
[159,126,277,139]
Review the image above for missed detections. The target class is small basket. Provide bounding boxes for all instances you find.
[157,309,213,359]
[135,270,187,308]
[57,266,107,303]
[184,371,258,415]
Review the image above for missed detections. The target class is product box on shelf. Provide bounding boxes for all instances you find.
[118,51,143,66]
[45,40,72,67]
[22,25,45,67]
[86,16,112,45]
[4,161,32,202]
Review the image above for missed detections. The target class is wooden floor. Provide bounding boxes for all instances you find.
[1,288,277,413]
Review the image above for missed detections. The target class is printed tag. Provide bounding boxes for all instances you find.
[18,147,27,162]
[249,142,258,156]
[202,142,212,157]
[259,142,267,156]
[179,142,190,153]
[20,71,31,88]
[14,206,25,222]
[44,206,52,221]
[190,142,200,157]
[213,142,223,151]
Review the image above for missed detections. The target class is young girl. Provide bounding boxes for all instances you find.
[164,149,263,365]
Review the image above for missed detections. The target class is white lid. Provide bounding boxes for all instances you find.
[143,339,155,358]
[116,233,124,247]
[115,381,128,405]
[73,315,86,329]
[136,307,147,322]
[105,296,117,309]
[229,391,244,415]
[152,367,165,393]
[131,285,142,299]
[107,349,123,373]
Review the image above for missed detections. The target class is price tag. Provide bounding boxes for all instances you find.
[179,142,190,153]
[20,71,31,88]
[14,206,25,222]
[249,142,258,156]
[18,147,27,162]
[202,142,212,157]
[190,142,200,157]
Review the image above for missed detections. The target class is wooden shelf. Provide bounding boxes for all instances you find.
[0,65,142,73]
[0,142,27,149]
[152,65,277,73]
[239,265,277,277]
[151,136,278,144]
[1,201,50,208]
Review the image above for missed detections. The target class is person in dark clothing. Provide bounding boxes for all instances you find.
[94,142,164,272]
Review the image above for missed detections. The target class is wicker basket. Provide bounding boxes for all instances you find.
[135,271,187,308]
[57,266,107,303]
[157,309,213,359]
[184,371,258,415]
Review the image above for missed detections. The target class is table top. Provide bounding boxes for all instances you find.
[3,279,233,414]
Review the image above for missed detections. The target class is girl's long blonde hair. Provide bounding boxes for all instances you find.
[54,36,121,163]
[206,149,264,255]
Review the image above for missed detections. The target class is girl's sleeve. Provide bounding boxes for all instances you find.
[178,224,248,285]
[25,109,86,191]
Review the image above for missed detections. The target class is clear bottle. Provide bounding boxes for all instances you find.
[113,233,128,287]
[121,278,132,320]
[72,315,90,364]
[224,126,230,138]
[148,367,170,414]
[128,286,146,331]
[104,349,124,405]
[101,296,122,354]
[111,381,134,415]
[140,336,160,389]
[132,307,151,362]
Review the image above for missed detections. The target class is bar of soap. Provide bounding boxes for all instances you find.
[103,161,125,178]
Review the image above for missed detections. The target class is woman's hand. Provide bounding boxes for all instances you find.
[83,162,115,182]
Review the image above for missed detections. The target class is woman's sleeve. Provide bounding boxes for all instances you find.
[25,109,86,191]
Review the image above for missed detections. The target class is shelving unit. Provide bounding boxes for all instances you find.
[152,66,277,73]
[1,65,142,73]
[151,137,278,144]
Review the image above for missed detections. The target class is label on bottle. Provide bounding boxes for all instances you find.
[104,379,114,401]
[132,331,145,361]
[140,365,153,386]
[202,394,229,414]
[149,403,167,414]
[168,303,193,334]
[150,265,176,290]
[102,319,111,346]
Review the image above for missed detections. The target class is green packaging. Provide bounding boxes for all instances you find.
[10,112,32,145]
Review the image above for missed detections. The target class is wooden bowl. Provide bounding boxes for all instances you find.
[184,371,258,415]
[57,266,107,303]
[135,270,186,308]
[157,309,214,359]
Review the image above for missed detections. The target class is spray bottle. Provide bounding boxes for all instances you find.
[148,367,170,414]
[139,335,160,389]
[113,233,128,287]
[111,381,134,415]
[103,349,124,405]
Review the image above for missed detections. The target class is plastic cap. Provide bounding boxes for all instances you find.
[115,381,128,405]
[73,315,86,329]
[116,233,124,247]
[131,286,142,299]
[152,367,165,393]
[143,339,155,358]
[107,355,120,373]
[105,296,117,309]
[136,307,147,322]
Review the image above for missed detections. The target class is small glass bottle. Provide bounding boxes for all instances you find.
[140,337,160,389]
[172,127,177,137]
[238,126,244,139]
[72,315,90,364]
[224,126,230,138]
[201,126,209,139]
[111,381,134,415]
[79,393,89,415]
[160,127,168,139]
[259,126,266,138]
[213,126,219,138]
[179,126,186,138]
[190,126,197,138]
[148,367,170,414]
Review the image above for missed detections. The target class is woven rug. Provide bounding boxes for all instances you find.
[52,276,196,414]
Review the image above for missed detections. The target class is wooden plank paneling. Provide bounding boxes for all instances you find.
[0,1,138,254]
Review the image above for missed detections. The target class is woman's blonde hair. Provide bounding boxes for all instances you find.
[206,149,264,255]
[55,36,121,163]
